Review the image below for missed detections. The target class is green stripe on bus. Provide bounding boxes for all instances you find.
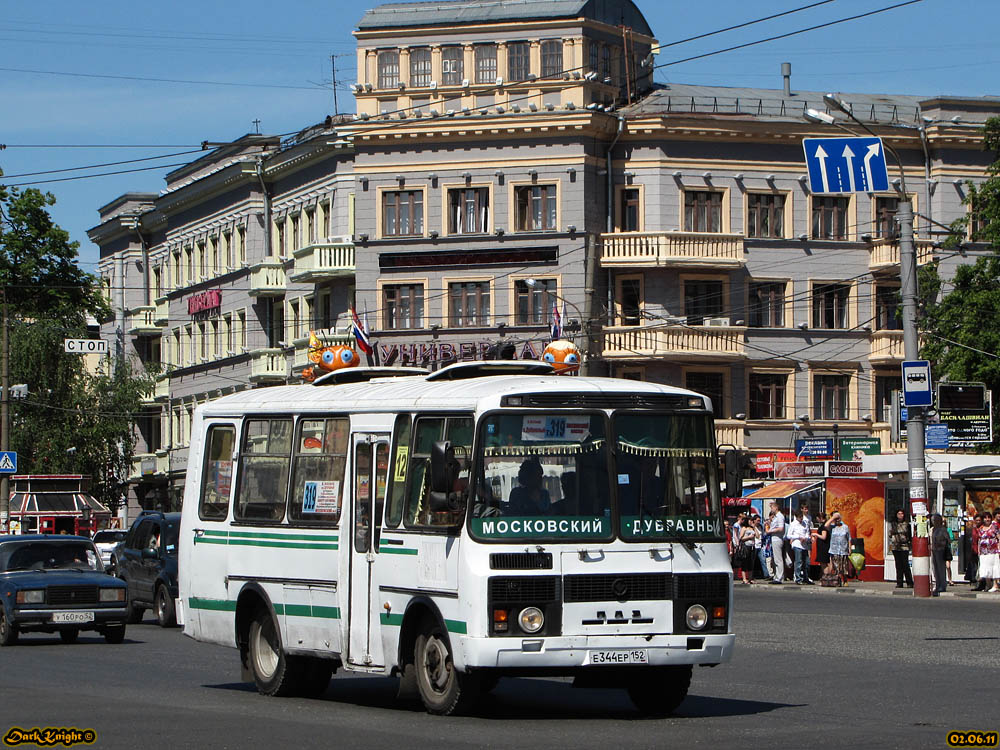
[226,539,338,550]
[380,612,404,627]
[189,597,237,612]
[201,530,229,537]
[281,604,341,619]
[444,619,467,635]
[378,547,418,555]
[194,537,229,545]
[378,612,466,634]
[226,531,338,542]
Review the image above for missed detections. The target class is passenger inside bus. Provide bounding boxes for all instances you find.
[617,455,666,518]
[508,459,552,515]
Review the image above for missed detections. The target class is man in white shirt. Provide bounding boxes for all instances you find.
[788,509,812,584]
[767,501,786,584]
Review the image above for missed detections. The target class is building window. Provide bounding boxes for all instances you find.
[541,40,563,79]
[749,282,785,328]
[812,196,849,240]
[382,190,423,237]
[874,284,901,330]
[475,44,497,83]
[875,374,901,422]
[617,276,642,326]
[814,374,850,420]
[684,191,724,233]
[812,283,850,329]
[238,310,247,350]
[264,298,284,348]
[448,187,489,234]
[515,279,556,325]
[449,281,490,327]
[409,47,431,87]
[620,188,640,231]
[970,198,987,241]
[515,184,557,231]
[749,373,787,420]
[747,193,785,238]
[589,42,599,73]
[686,372,726,419]
[507,41,530,81]
[377,50,400,89]
[601,46,611,80]
[383,284,424,330]
[442,46,464,85]
[875,196,899,239]
[684,279,724,325]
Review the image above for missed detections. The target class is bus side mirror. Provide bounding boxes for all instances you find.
[429,441,464,513]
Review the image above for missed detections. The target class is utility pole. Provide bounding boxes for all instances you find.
[331,55,339,116]
[0,296,8,533]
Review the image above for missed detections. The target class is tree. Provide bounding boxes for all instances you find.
[0,184,153,515]
[918,117,1000,450]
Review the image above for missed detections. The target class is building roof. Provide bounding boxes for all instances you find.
[357,0,653,36]
[626,82,1000,126]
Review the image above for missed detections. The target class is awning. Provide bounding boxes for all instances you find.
[9,492,110,517]
[744,481,824,500]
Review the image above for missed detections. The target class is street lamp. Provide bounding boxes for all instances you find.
[805,96,930,597]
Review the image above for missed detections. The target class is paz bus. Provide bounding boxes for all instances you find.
[177,362,734,715]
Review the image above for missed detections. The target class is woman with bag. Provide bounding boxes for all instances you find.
[736,517,760,584]
[828,512,852,586]
[930,514,950,596]
[977,511,1000,593]
[889,508,914,589]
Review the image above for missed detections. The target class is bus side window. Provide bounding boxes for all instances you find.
[405,417,443,527]
[385,415,412,528]
[235,418,292,522]
[288,417,349,525]
[199,425,236,521]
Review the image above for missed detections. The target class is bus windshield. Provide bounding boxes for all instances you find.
[470,412,613,541]
[614,413,722,541]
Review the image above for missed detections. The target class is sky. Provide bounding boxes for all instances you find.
[1,0,997,272]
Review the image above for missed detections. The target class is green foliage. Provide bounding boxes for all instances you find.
[919,117,1000,450]
[1,187,153,514]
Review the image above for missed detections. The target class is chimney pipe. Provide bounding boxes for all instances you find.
[782,62,792,96]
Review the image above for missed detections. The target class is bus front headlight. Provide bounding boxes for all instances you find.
[685,604,708,631]
[518,606,544,634]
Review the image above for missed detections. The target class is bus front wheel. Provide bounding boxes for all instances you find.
[414,625,479,715]
[626,665,692,716]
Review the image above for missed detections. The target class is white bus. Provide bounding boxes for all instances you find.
[178,362,734,715]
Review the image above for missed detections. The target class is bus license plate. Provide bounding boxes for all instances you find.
[587,649,648,665]
[52,611,94,624]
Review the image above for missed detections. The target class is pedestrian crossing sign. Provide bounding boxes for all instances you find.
[0,451,17,473]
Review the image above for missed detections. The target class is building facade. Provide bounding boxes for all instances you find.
[89,0,1000,515]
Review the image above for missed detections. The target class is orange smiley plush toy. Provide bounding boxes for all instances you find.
[301,331,361,382]
[542,340,581,374]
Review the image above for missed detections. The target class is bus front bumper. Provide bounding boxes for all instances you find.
[460,632,735,670]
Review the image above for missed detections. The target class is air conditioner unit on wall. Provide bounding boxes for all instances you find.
[704,317,731,327]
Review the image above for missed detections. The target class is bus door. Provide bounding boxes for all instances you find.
[347,433,389,668]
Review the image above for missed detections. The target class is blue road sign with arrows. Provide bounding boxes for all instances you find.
[802,136,889,194]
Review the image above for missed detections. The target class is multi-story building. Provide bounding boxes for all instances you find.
[90,0,1000,514]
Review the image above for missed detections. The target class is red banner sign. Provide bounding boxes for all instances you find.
[755,454,774,473]
[188,289,222,315]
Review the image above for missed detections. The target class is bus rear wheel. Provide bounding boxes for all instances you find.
[626,665,692,716]
[249,609,298,697]
[414,624,479,715]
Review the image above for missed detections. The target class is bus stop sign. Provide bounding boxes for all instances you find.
[902,360,933,407]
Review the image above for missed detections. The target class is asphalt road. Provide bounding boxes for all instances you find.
[1,591,996,750]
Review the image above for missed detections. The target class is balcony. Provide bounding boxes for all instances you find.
[126,305,161,336]
[129,452,168,481]
[602,324,747,361]
[600,232,745,268]
[292,328,354,372]
[714,419,745,449]
[249,348,288,383]
[869,330,905,365]
[289,239,355,283]
[140,377,169,406]
[248,261,287,297]
[153,297,169,326]
[872,425,906,454]
[869,238,935,273]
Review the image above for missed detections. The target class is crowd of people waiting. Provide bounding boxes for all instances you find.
[725,501,856,587]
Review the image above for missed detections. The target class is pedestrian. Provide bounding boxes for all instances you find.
[966,514,982,590]
[736,517,759,584]
[930,513,950,596]
[813,511,830,571]
[787,509,811,584]
[976,511,1000,593]
[828,512,852,585]
[888,508,914,589]
[766,501,786,585]
[758,514,774,581]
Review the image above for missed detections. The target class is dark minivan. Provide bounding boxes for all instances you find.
[117,511,180,627]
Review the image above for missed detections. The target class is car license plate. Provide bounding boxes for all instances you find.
[587,649,648,665]
[52,612,94,624]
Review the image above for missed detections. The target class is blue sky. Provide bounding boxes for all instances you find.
[1,0,996,271]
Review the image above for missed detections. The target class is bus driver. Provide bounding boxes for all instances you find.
[508,459,551,516]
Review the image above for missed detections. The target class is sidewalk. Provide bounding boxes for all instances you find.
[736,578,1000,600]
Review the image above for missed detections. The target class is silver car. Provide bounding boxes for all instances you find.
[92,530,127,569]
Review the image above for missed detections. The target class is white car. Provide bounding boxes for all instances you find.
[92,530,127,569]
